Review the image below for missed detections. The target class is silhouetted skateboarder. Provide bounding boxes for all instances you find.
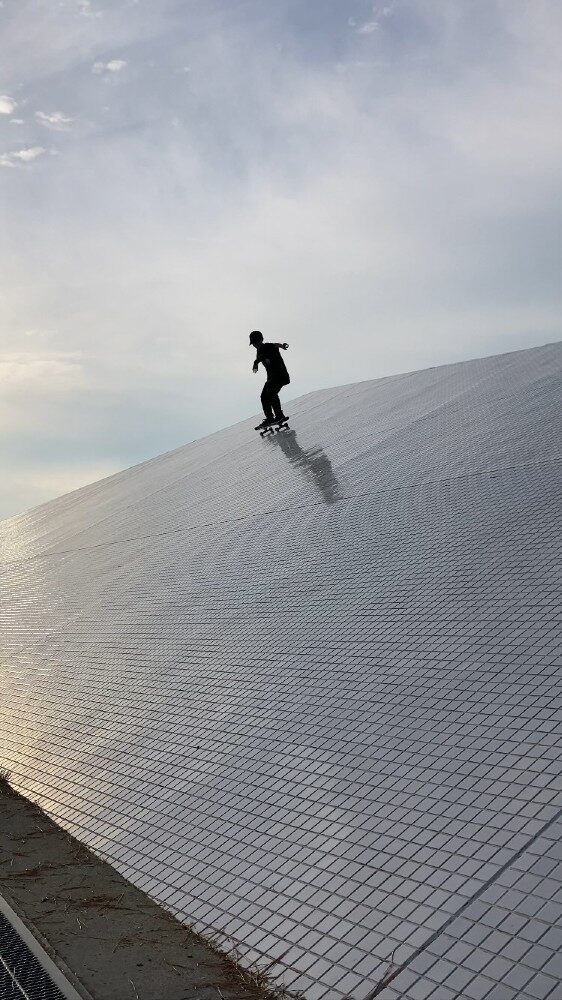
[250,330,290,430]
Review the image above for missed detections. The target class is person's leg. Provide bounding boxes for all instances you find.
[271,379,286,420]
[261,381,274,421]
[271,386,283,420]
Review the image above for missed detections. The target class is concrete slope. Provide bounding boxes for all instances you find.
[1,342,561,1000]
[0,778,271,1000]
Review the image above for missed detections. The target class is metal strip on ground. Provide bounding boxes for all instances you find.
[0,896,86,1000]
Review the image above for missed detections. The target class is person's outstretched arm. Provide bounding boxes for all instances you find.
[274,342,289,349]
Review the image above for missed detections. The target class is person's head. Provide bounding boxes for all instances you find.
[249,330,263,347]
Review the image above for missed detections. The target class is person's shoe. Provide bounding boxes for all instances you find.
[273,414,288,423]
[255,418,271,430]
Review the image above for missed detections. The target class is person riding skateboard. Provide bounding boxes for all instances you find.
[250,330,290,429]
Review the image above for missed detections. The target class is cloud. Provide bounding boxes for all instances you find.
[35,110,74,130]
[0,351,83,389]
[92,58,128,74]
[0,94,17,114]
[0,146,46,168]
[357,21,380,34]
[75,0,101,17]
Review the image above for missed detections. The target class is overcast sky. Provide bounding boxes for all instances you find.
[1,0,561,519]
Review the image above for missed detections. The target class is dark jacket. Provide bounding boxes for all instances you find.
[256,343,290,385]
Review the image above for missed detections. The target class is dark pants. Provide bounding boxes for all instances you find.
[261,378,286,421]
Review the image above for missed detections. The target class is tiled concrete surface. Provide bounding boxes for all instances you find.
[0,781,269,1000]
[0,343,561,998]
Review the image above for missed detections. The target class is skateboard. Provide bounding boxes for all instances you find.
[256,418,290,437]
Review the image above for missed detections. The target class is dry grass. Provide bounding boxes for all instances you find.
[181,930,302,999]
[0,767,12,786]
[0,768,15,796]
[363,948,399,999]
[220,948,305,999]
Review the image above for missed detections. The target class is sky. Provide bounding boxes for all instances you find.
[1,0,561,519]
